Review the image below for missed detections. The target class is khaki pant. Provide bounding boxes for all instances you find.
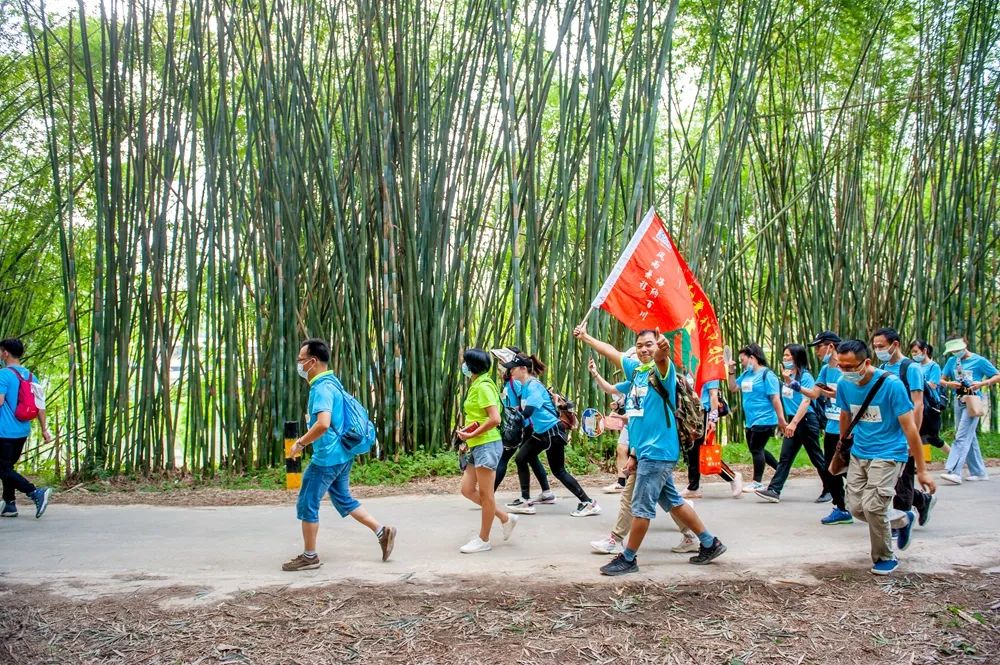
[612,472,692,541]
[846,456,907,563]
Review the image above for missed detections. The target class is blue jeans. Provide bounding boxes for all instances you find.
[296,460,360,523]
[631,459,684,520]
[945,401,987,477]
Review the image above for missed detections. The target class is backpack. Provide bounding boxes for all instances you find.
[898,359,943,413]
[500,380,525,450]
[327,376,378,457]
[647,369,704,451]
[8,368,40,422]
[547,386,579,431]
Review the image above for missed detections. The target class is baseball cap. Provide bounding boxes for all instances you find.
[807,330,842,347]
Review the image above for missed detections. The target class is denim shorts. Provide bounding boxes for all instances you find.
[296,460,360,523]
[631,458,684,520]
[469,440,503,471]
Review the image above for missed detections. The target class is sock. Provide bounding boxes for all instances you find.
[697,531,715,548]
[617,476,626,487]
[375,526,385,539]
[622,547,637,562]
[303,550,317,558]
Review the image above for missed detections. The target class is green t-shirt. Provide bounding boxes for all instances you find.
[463,374,502,447]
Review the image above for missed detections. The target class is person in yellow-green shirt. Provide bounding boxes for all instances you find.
[455,348,518,553]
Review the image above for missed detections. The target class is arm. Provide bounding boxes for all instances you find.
[574,326,625,369]
[899,410,935,493]
[291,411,331,457]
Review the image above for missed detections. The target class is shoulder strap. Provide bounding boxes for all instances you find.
[842,373,889,440]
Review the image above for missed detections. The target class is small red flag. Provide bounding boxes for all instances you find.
[591,208,726,393]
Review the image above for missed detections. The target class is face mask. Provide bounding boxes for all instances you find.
[912,353,925,363]
[822,353,832,363]
[461,363,473,378]
[842,371,863,384]
[296,362,309,379]
[875,349,891,362]
[782,361,795,370]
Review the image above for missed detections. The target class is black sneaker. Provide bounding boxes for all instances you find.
[917,494,937,527]
[600,553,638,576]
[815,492,832,503]
[755,488,780,503]
[689,538,727,565]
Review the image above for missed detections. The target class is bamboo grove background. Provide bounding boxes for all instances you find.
[0,0,997,476]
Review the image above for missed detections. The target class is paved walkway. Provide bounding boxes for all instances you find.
[3,477,998,603]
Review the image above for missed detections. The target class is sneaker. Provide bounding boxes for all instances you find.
[917,494,937,527]
[32,488,52,519]
[602,482,626,494]
[590,535,623,555]
[820,508,854,525]
[671,534,700,553]
[571,500,601,517]
[506,499,536,515]
[965,475,989,482]
[755,488,780,503]
[600,553,639,576]
[871,558,899,576]
[730,472,744,498]
[378,526,396,561]
[743,480,764,494]
[528,491,557,505]
[501,514,518,541]
[282,553,321,571]
[680,488,703,499]
[939,472,962,485]
[689,538,727,565]
[896,511,915,551]
[460,537,492,554]
[1,501,16,518]
[815,492,832,503]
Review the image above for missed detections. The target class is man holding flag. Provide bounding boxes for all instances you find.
[574,208,729,575]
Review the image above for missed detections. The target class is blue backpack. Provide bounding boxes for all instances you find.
[327,375,378,457]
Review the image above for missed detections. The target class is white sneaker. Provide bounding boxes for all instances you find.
[602,482,626,494]
[590,535,623,555]
[730,472,744,498]
[965,475,989,482]
[671,534,700,553]
[460,537,492,554]
[743,480,764,494]
[502,514,518,541]
[939,473,963,485]
[680,488,703,499]
[528,491,557,505]
[571,500,601,517]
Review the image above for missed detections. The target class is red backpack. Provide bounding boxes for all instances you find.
[8,367,39,421]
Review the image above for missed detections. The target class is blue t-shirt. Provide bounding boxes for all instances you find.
[521,378,559,434]
[307,372,351,467]
[780,369,815,417]
[918,361,942,403]
[0,366,38,439]
[942,353,998,400]
[737,367,780,428]
[700,380,720,412]
[816,364,842,435]
[881,358,925,405]
[621,357,680,462]
[835,369,912,462]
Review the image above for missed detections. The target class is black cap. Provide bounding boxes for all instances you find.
[807,330,842,347]
[501,357,534,370]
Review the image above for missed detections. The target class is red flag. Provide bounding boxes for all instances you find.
[591,208,726,393]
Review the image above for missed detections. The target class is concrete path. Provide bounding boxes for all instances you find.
[2,477,998,603]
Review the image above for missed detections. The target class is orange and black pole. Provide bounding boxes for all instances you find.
[284,420,302,490]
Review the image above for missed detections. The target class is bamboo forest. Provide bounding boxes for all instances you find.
[1,0,998,477]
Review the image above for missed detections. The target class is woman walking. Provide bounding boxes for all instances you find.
[456,348,518,553]
[504,354,600,517]
[726,343,785,493]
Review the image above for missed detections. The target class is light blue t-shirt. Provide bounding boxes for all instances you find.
[780,369,815,417]
[918,361,942,403]
[621,357,680,462]
[835,369,912,462]
[700,380,720,412]
[737,367,781,428]
[816,364,842,435]
[942,353,998,400]
[307,372,351,467]
[881,358,925,404]
[521,378,559,434]
[0,366,38,439]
